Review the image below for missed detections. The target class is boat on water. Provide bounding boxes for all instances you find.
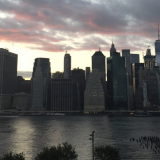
[134,111,152,117]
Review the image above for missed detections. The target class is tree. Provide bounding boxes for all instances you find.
[35,142,78,160]
[94,145,121,160]
[1,152,25,160]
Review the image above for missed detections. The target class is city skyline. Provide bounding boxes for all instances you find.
[0,0,160,79]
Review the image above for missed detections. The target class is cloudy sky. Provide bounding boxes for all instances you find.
[0,0,159,79]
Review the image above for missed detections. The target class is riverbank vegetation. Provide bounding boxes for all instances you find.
[0,143,120,160]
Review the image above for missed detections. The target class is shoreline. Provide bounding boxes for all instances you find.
[0,110,160,116]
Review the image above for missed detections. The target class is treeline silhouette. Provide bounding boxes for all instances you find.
[0,142,120,160]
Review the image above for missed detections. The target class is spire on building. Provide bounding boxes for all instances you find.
[110,42,116,57]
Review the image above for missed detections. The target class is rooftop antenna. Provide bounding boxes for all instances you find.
[158,23,160,40]
[99,46,101,51]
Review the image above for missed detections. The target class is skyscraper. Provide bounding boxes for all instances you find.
[31,58,51,111]
[155,25,160,66]
[122,49,131,74]
[51,79,80,111]
[130,54,139,63]
[144,49,156,70]
[92,50,106,87]
[122,49,133,110]
[64,53,71,79]
[132,63,144,107]
[0,48,18,94]
[72,68,85,110]
[52,72,64,79]
[17,76,31,94]
[107,44,127,110]
[85,67,90,82]
[84,69,105,112]
[110,42,116,57]
[136,68,159,109]
[0,48,18,109]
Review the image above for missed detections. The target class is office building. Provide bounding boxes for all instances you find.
[155,40,160,66]
[130,54,139,63]
[52,72,64,79]
[12,92,30,110]
[107,53,127,110]
[92,50,106,87]
[31,58,51,111]
[122,49,133,109]
[84,69,105,112]
[72,68,85,110]
[51,79,80,111]
[132,63,144,108]
[110,42,116,57]
[155,25,160,66]
[144,49,156,70]
[0,48,18,94]
[0,48,18,109]
[122,49,131,74]
[137,69,159,110]
[64,53,71,79]
[17,76,31,94]
[85,67,90,82]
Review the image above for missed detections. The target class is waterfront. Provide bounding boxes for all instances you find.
[0,116,160,160]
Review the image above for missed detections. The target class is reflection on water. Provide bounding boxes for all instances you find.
[0,116,160,160]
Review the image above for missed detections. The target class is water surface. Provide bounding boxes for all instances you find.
[0,115,160,160]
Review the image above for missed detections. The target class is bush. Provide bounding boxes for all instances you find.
[94,145,121,160]
[1,152,25,160]
[35,142,78,160]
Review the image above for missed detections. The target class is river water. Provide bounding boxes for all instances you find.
[0,115,160,160]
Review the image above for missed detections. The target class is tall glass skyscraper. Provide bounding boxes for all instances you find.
[107,44,127,110]
[64,53,71,79]
[155,40,160,66]
[155,25,160,66]
[31,58,51,111]
[0,48,18,109]
[0,48,18,94]
[92,50,106,87]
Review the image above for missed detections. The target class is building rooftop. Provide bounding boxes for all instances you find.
[92,51,105,57]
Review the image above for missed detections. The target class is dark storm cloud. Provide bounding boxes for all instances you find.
[0,0,159,52]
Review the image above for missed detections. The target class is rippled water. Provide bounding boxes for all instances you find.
[0,115,160,160]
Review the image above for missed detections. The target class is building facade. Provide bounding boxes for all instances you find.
[64,53,71,79]
[122,49,131,75]
[132,63,144,108]
[110,42,116,57]
[122,49,133,109]
[137,69,159,109]
[17,76,31,94]
[92,50,106,87]
[52,72,64,79]
[144,49,156,70]
[130,54,139,64]
[0,48,18,109]
[0,48,18,94]
[107,55,127,110]
[31,58,51,111]
[72,68,85,110]
[85,67,90,82]
[84,69,105,112]
[155,40,160,66]
[12,92,30,110]
[51,79,80,111]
